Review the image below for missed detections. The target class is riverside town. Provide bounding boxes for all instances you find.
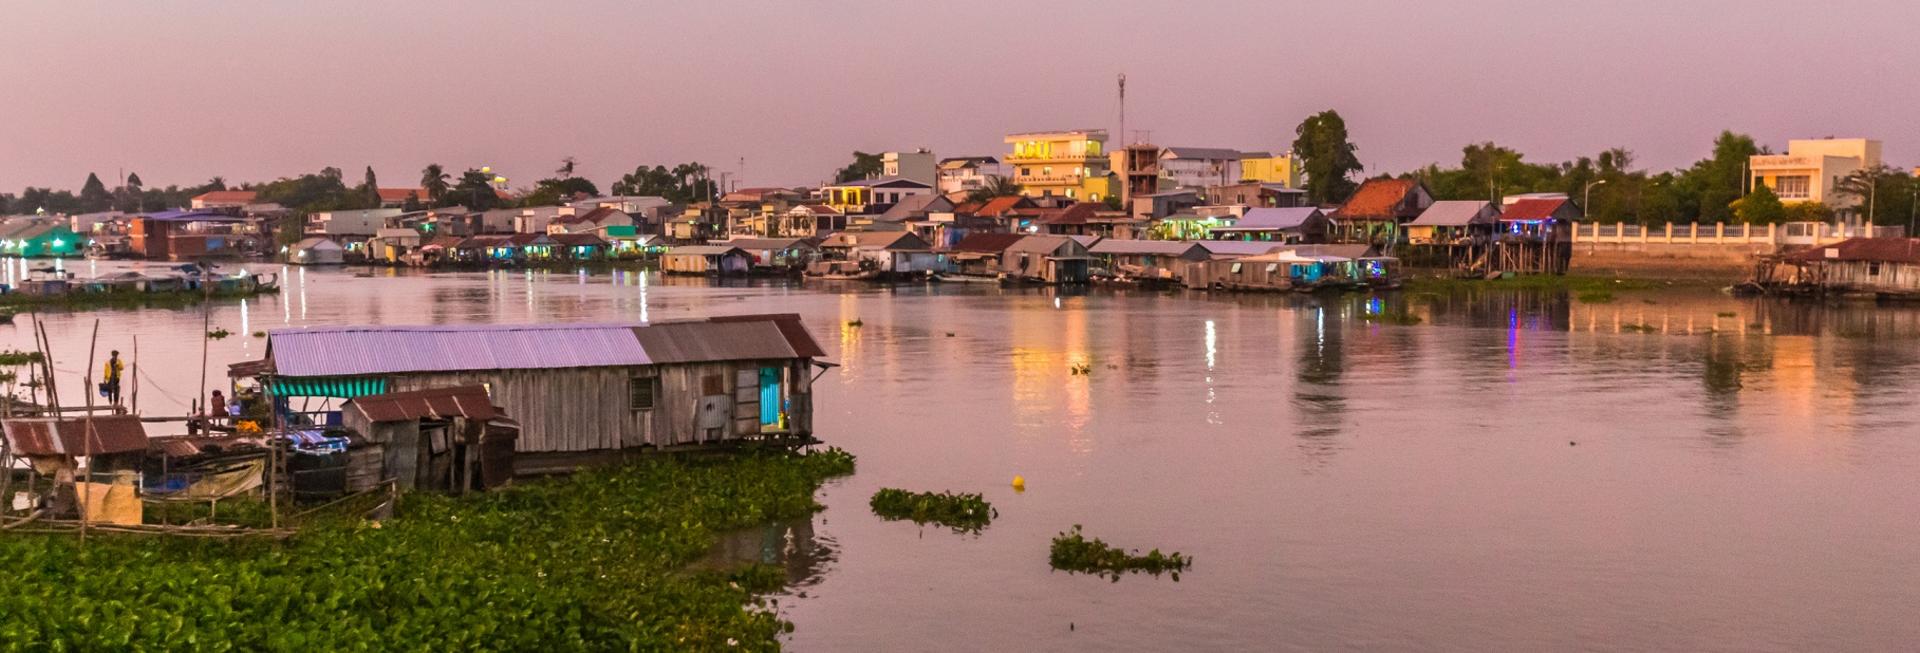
[5,3,1920,650]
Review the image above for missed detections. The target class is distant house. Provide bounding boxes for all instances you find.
[290,237,346,265]
[366,228,424,263]
[375,188,430,208]
[310,208,405,239]
[821,177,937,211]
[1087,239,1210,282]
[1774,237,1920,295]
[1493,197,1579,274]
[785,205,846,238]
[128,211,256,261]
[1331,179,1433,247]
[1203,181,1309,209]
[0,221,83,258]
[662,245,752,276]
[548,233,610,260]
[1131,189,1203,222]
[1209,207,1329,243]
[725,238,820,270]
[1407,200,1498,245]
[819,231,938,273]
[190,190,258,210]
[569,196,672,216]
[936,156,1009,195]
[944,233,1028,277]
[548,207,637,238]
[1000,235,1092,284]
[1158,147,1246,189]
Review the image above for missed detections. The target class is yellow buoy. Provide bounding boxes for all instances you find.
[1011,475,1026,492]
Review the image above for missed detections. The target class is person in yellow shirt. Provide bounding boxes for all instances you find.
[102,350,125,406]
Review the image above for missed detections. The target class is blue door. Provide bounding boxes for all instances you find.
[759,367,781,427]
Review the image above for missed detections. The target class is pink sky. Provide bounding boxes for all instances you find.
[3,0,1916,194]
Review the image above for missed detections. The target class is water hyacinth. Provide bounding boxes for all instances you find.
[1049,525,1192,582]
[0,447,855,649]
[868,488,995,533]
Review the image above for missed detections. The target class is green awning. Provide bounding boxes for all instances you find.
[270,376,389,398]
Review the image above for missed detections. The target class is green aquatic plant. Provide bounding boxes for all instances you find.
[869,488,995,533]
[0,448,856,649]
[845,318,863,328]
[252,331,267,338]
[1576,290,1616,303]
[206,327,232,340]
[1048,525,1191,582]
[1716,311,1737,318]
[1357,310,1423,326]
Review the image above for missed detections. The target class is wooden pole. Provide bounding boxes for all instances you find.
[79,319,99,543]
[130,335,139,415]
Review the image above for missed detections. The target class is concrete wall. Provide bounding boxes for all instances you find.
[1570,241,1767,280]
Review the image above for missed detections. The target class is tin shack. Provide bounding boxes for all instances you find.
[232,314,829,474]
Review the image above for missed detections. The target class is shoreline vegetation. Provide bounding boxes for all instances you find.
[0,286,278,311]
[0,448,855,649]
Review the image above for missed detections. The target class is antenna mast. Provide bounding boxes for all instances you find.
[1117,73,1127,147]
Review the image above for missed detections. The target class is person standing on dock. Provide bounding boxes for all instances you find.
[102,350,125,408]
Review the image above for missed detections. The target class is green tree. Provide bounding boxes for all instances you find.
[1675,130,1760,223]
[519,176,601,207]
[833,152,884,184]
[421,164,451,205]
[1783,201,1833,222]
[360,166,381,208]
[1291,110,1363,205]
[965,175,1023,203]
[1834,165,1914,225]
[450,169,505,211]
[79,173,113,212]
[1731,184,1786,224]
[125,172,144,190]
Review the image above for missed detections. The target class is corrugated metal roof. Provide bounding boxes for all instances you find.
[1088,239,1206,256]
[949,233,1027,253]
[667,245,747,256]
[633,320,801,364]
[1198,241,1289,257]
[2,416,148,456]
[1498,198,1575,222]
[268,323,650,377]
[348,385,499,423]
[1410,200,1496,227]
[1227,207,1323,230]
[1785,237,1920,264]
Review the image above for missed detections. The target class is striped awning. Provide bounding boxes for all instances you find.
[269,376,389,399]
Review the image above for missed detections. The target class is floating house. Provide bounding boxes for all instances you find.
[724,238,821,271]
[944,233,1028,277]
[1756,237,1920,297]
[232,314,829,476]
[818,231,939,275]
[290,237,346,265]
[0,221,84,258]
[1086,239,1209,282]
[1406,200,1499,271]
[662,245,752,276]
[1000,235,1092,284]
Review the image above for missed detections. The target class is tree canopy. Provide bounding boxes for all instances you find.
[611,163,716,204]
[833,152,884,184]
[1291,111,1363,205]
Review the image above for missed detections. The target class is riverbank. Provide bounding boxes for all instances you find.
[0,449,855,649]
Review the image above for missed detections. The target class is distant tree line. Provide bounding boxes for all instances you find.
[1290,110,1919,226]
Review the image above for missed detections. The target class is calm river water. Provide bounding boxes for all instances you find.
[10,263,1920,651]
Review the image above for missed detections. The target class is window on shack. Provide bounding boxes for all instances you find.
[629,375,656,411]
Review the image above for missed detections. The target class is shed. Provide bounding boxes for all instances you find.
[1000,235,1091,284]
[290,237,346,265]
[1211,207,1330,243]
[342,385,515,492]
[662,245,752,275]
[1086,239,1209,281]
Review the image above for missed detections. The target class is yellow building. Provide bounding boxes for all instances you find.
[1239,152,1302,187]
[1749,138,1882,210]
[1004,129,1114,202]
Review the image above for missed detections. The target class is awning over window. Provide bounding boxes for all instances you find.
[270,376,389,398]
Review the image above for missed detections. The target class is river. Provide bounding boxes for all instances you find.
[9,263,1920,651]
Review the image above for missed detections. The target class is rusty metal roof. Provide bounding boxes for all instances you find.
[265,323,651,377]
[1785,237,1920,264]
[709,313,826,358]
[348,385,499,423]
[635,314,824,364]
[2,415,148,457]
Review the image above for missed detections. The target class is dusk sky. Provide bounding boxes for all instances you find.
[4,0,1917,193]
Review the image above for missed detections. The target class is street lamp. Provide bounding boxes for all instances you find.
[1584,179,1608,218]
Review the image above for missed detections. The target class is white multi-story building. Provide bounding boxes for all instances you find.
[1158,147,1246,189]
[935,156,1008,195]
[1750,138,1882,211]
[882,150,938,187]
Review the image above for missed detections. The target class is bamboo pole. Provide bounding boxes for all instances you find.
[80,319,99,543]
[130,335,139,415]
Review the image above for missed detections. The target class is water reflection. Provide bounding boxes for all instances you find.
[698,515,837,589]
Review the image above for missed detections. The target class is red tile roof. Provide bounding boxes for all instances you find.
[1784,237,1920,264]
[1336,179,1421,221]
[1035,203,1100,225]
[1498,198,1572,222]
[949,233,1028,253]
[192,190,258,204]
[377,187,429,203]
[974,196,1032,217]
[349,385,499,423]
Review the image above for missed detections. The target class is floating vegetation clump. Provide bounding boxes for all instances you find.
[1049,525,1191,582]
[206,327,232,340]
[1576,290,1616,304]
[845,318,863,328]
[0,448,856,649]
[1715,311,1737,318]
[1358,310,1423,326]
[1618,323,1659,333]
[869,488,995,533]
[252,331,267,338]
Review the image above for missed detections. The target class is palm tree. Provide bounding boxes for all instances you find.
[966,175,1023,203]
[421,163,450,204]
